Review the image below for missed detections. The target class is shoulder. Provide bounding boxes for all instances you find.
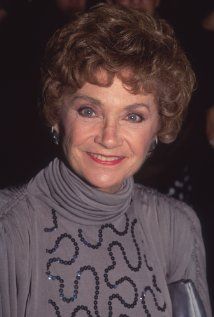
[134,183,204,277]
[133,183,200,233]
[0,185,28,217]
[0,183,39,268]
[0,184,35,241]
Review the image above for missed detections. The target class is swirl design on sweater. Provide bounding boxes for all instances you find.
[45,210,167,316]
[140,251,167,315]
[78,213,129,249]
[46,233,79,274]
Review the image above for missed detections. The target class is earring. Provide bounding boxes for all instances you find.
[147,136,158,158]
[150,136,158,152]
[51,126,59,145]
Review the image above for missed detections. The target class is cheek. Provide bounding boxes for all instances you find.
[61,131,72,157]
[128,127,156,155]
[135,138,151,156]
[60,118,75,151]
[61,118,91,152]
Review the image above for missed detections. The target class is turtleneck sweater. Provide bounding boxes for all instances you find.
[37,158,134,225]
[0,158,212,317]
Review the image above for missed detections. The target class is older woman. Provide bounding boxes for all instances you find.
[0,4,212,317]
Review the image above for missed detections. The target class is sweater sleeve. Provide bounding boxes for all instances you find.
[155,195,212,317]
[0,190,31,317]
[0,218,17,317]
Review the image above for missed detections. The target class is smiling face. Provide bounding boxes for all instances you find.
[55,76,160,193]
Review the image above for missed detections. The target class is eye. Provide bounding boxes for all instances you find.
[78,106,96,117]
[126,113,144,123]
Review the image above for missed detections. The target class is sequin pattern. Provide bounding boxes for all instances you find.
[44,209,58,232]
[44,209,167,316]
[141,252,167,316]
[46,233,79,274]
[78,214,129,249]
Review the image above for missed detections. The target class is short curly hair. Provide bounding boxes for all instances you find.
[42,4,195,143]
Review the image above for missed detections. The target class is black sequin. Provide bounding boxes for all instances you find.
[71,305,93,317]
[46,233,79,273]
[44,209,58,232]
[143,254,153,272]
[105,219,142,278]
[108,280,138,317]
[78,214,129,249]
[102,218,141,316]
[152,275,161,293]
[61,266,100,311]
[45,211,167,316]
[48,299,62,316]
[48,266,101,316]
[141,286,166,315]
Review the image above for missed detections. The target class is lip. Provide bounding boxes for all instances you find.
[87,152,125,166]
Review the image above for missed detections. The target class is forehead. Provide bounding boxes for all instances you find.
[72,77,157,109]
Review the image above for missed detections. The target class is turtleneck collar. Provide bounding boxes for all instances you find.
[30,158,134,225]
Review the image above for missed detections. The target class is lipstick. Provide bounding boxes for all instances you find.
[87,152,125,166]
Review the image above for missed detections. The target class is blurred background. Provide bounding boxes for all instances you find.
[0,0,213,309]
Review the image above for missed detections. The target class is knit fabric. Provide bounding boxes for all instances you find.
[0,158,212,317]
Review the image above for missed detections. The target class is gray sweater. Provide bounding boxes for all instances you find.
[0,158,212,316]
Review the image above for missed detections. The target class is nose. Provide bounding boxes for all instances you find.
[94,119,123,149]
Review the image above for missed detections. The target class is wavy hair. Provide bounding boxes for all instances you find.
[42,4,195,143]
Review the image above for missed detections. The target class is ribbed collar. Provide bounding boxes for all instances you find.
[30,158,134,225]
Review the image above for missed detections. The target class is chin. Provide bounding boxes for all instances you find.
[84,173,123,193]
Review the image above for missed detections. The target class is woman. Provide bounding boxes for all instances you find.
[0,4,212,316]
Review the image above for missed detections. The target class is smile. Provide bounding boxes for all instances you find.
[87,152,125,165]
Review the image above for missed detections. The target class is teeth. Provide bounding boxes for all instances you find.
[90,153,121,161]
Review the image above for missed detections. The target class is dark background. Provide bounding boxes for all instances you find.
[0,0,214,308]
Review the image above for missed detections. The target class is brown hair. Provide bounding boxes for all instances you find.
[42,4,195,143]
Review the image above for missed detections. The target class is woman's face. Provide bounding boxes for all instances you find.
[55,76,159,193]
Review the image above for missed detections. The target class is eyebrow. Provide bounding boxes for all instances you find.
[124,103,151,112]
[71,94,151,111]
[70,94,101,106]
